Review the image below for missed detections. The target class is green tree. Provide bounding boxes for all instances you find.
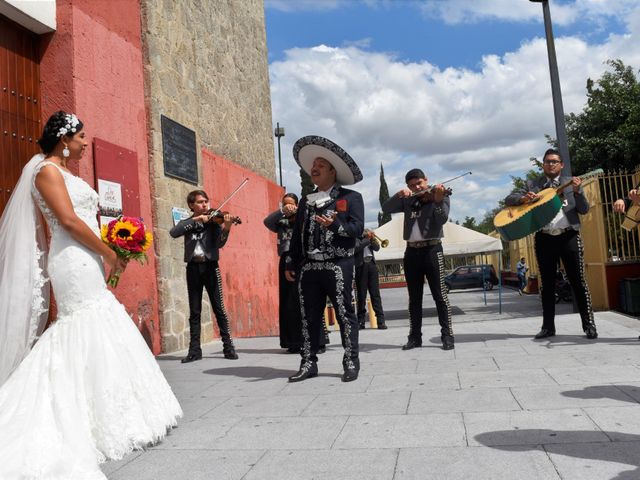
[565,59,640,174]
[299,168,314,197]
[378,163,392,226]
[462,216,477,230]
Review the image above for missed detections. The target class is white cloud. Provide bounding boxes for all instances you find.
[269,5,640,224]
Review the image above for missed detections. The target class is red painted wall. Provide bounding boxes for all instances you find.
[202,148,283,338]
[606,262,640,311]
[38,0,161,352]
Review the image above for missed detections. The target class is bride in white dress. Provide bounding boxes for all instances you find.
[0,111,182,479]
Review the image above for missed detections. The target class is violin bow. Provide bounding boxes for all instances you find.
[210,178,250,216]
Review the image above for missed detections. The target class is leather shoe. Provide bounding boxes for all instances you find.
[342,366,359,382]
[181,352,202,363]
[534,328,555,339]
[585,326,598,339]
[359,322,366,330]
[317,346,326,354]
[223,348,239,360]
[442,335,454,350]
[401,338,422,350]
[342,358,359,382]
[377,322,388,330]
[288,360,318,382]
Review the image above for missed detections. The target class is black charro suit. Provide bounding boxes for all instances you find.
[354,234,385,327]
[382,193,453,346]
[286,186,364,371]
[505,175,596,334]
[170,217,236,356]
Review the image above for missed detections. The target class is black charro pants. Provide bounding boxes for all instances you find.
[534,230,595,332]
[278,256,328,349]
[356,260,385,324]
[186,260,234,355]
[403,243,453,341]
[279,255,303,349]
[299,257,358,367]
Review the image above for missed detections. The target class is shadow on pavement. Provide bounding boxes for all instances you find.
[561,385,640,404]
[475,429,640,480]
[202,365,292,381]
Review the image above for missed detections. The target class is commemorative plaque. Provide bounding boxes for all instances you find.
[161,115,198,184]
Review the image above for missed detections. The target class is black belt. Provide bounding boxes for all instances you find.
[190,255,208,263]
[363,256,373,263]
[407,239,441,248]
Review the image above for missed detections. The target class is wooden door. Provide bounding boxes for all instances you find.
[0,15,41,215]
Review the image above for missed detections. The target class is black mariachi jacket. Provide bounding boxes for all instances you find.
[169,217,229,263]
[354,234,380,267]
[286,186,364,270]
[382,194,449,240]
[263,209,295,257]
[504,175,589,229]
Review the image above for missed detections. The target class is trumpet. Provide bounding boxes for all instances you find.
[367,230,389,248]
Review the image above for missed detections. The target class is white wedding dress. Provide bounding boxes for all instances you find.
[0,161,182,479]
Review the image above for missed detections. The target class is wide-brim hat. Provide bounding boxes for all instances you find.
[293,135,362,186]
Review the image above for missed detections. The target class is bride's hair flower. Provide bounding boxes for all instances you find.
[101,216,153,287]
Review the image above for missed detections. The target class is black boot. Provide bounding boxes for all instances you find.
[288,360,318,382]
[181,352,202,363]
[342,358,360,382]
[584,325,598,339]
[441,335,454,351]
[402,338,422,350]
[223,345,239,360]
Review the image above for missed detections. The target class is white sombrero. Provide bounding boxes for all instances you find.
[293,135,363,186]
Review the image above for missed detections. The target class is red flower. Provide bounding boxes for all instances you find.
[336,199,347,212]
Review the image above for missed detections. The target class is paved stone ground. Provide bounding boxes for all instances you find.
[103,286,640,480]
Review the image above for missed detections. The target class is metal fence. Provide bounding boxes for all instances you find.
[599,167,640,262]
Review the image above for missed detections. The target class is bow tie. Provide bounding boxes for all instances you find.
[307,191,332,208]
[545,178,560,189]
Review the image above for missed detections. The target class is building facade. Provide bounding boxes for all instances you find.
[0,0,281,353]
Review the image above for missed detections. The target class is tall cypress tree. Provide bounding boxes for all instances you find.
[299,168,314,197]
[378,163,392,226]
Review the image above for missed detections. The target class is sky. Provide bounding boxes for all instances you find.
[264,0,640,227]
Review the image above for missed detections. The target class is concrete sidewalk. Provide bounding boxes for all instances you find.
[103,287,640,480]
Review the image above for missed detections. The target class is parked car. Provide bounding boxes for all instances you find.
[444,264,499,292]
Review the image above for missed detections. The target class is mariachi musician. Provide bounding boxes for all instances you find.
[285,135,364,383]
[613,185,640,230]
[382,168,453,351]
[354,229,387,329]
[170,189,239,363]
[504,148,597,340]
[263,193,329,353]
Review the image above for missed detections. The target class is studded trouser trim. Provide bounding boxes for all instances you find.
[298,258,358,365]
[403,244,453,340]
[535,230,595,331]
[214,265,235,349]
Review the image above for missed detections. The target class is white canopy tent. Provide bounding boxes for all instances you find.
[374,215,503,262]
[372,215,504,312]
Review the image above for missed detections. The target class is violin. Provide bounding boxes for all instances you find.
[410,184,453,202]
[206,209,242,225]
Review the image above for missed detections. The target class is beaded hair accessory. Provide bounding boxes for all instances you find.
[56,114,80,137]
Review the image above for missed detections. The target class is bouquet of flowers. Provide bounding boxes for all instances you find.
[101,216,153,287]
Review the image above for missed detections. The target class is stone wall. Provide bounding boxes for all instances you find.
[141,0,276,352]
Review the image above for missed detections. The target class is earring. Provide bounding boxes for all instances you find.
[62,146,70,158]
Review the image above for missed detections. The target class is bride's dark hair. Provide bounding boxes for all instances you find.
[37,111,84,155]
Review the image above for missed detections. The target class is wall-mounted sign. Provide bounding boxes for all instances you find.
[97,179,123,225]
[171,206,192,226]
[161,115,198,184]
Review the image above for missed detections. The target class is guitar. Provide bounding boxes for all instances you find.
[493,169,603,241]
